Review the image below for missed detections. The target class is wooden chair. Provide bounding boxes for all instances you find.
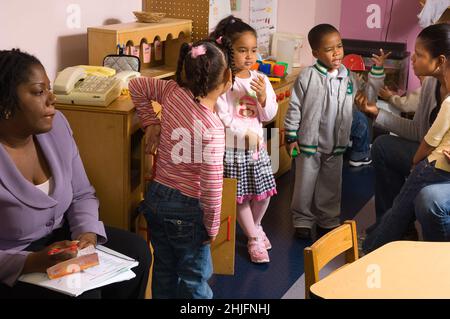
[303,220,359,299]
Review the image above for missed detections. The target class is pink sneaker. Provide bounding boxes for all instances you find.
[247,237,270,263]
[257,225,272,250]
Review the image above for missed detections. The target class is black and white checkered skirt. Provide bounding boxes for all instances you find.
[224,147,277,204]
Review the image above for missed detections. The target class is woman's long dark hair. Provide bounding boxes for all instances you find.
[418,23,450,59]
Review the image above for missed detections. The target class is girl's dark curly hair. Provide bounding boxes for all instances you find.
[0,49,43,120]
[176,39,229,102]
[209,15,257,88]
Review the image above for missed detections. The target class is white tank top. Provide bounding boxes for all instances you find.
[35,177,54,195]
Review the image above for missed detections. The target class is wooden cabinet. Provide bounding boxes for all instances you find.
[87,18,192,79]
[56,96,142,230]
[267,68,302,177]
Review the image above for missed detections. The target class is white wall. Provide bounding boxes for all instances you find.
[0,0,142,80]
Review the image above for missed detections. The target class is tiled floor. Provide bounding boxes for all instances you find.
[210,161,375,299]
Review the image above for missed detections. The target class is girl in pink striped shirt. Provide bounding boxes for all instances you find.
[129,39,231,299]
[210,16,278,264]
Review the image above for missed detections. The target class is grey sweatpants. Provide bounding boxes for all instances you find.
[290,152,343,229]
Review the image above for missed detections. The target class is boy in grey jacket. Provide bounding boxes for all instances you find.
[284,24,389,239]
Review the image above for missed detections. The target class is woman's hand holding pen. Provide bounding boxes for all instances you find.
[251,75,267,106]
[144,124,161,155]
[22,241,79,274]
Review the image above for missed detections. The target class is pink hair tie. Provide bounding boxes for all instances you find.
[191,45,207,58]
[216,36,223,45]
[191,44,206,59]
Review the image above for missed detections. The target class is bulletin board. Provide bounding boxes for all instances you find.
[145,0,210,41]
[249,0,277,57]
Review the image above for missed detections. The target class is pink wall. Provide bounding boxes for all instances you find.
[233,0,342,66]
[0,0,142,80]
[340,0,423,90]
[1,0,343,79]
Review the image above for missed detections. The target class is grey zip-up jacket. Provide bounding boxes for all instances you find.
[284,61,385,155]
[375,76,438,142]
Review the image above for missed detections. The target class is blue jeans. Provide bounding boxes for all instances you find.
[371,135,419,225]
[349,110,371,161]
[363,159,450,253]
[140,181,213,299]
[415,183,450,241]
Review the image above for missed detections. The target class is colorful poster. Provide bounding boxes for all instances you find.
[249,0,277,58]
[209,0,232,33]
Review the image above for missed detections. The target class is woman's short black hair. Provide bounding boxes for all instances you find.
[0,49,42,119]
[417,23,450,59]
[176,39,229,101]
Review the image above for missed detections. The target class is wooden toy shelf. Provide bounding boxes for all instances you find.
[88,18,192,79]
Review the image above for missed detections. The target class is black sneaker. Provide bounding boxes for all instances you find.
[349,157,372,167]
[316,225,339,239]
[294,227,311,239]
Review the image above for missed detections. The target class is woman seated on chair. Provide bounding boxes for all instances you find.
[0,49,151,298]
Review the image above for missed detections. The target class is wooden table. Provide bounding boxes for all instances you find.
[310,241,450,299]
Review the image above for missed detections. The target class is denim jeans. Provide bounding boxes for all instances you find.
[349,110,371,161]
[363,159,450,253]
[415,183,450,241]
[371,135,419,225]
[140,181,213,299]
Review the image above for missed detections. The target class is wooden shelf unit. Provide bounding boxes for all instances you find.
[56,96,143,230]
[88,18,192,79]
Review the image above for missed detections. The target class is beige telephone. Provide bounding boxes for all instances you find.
[114,70,141,94]
[54,66,122,107]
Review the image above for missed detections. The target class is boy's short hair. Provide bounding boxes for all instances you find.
[308,24,340,50]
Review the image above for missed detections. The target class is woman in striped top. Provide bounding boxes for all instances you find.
[129,39,232,299]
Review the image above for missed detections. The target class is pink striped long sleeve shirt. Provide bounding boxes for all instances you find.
[129,77,225,237]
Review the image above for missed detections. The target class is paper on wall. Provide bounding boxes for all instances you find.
[209,0,232,33]
[250,0,277,58]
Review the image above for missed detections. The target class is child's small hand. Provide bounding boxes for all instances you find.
[379,86,395,100]
[144,124,161,155]
[251,75,267,106]
[245,130,260,151]
[286,141,300,158]
[203,236,216,244]
[355,91,379,119]
[371,49,392,68]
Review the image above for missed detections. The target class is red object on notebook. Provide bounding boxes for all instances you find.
[46,253,99,279]
[48,244,78,256]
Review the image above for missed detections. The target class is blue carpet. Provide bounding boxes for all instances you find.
[210,162,374,299]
